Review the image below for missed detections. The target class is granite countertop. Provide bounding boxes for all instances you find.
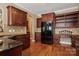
[0,38,23,52]
[0,31,26,36]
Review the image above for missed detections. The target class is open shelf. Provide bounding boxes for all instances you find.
[56,19,77,23]
[55,11,79,28]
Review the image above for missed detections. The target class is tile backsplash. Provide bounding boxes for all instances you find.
[3,26,26,33]
[36,28,79,35]
[55,28,79,35]
[35,28,41,32]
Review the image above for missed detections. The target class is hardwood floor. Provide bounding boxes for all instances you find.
[22,42,76,56]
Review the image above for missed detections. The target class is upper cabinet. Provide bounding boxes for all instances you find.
[55,11,79,28]
[37,18,41,28]
[36,13,55,28]
[42,13,55,22]
[7,6,27,26]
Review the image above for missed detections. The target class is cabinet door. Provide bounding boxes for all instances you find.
[37,18,41,27]
[35,32,41,42]
[15,34,30,49]
[42,13,55,22]
[7,6,15,25]
[53,35,60,44]
[24,34,30,48]
[7,6,27,26]
[22,12,27,26]
[12,8,19,26]
[17,11,26,26]
[77,12,79,27]
[7,46,22,56]
[0,46,22,56]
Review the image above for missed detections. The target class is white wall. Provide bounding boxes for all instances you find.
[0,3,8,28]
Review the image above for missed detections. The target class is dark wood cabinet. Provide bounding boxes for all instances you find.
[42,13,55,22]
[77,11,79,27]
[15,33,30,49]
[37,13,55,28]
[7,46,22,56]
[7,6,27,26]
[37,18,41,28]
[53,34,60,44]
[0,46,22,56]
[35,32,41,42]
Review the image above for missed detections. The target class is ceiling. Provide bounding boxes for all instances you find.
[15,3,79,15]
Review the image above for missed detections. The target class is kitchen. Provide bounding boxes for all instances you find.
[0,3,31,56]
[0,3,79,56]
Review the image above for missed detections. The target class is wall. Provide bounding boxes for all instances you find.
[0,3,27,34]
[14,3,40,41]
[35,6,79,35]
[27,14,38,42]
[0,3,39,41]
[11,3,39,41]
[55,28,79,35]
[27,14,34,41]
[0,3,8,27]
[55,6,79,35]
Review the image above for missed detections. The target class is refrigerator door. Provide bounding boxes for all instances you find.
[41,21,53,44]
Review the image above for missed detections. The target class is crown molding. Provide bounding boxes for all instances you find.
[54,6,79,14]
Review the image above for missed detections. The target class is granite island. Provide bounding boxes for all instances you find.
[0,38,23,56]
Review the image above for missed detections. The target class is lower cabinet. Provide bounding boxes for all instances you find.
[15,33,30,50]
[53,34,60,44]
[35,32,41,42]
[0,46,22,56]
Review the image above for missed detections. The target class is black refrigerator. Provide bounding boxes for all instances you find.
[41,21,53,44]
